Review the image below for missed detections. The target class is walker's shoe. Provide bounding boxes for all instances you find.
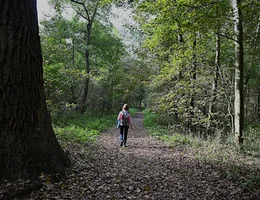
[120,142,123,147]
[123,145,127,147]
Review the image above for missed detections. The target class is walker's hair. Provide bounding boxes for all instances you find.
[123,104,129,111]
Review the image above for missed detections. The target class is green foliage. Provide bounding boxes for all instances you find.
[239,125,260,156]
[160,134,191,146]
[239,172,260,190]
[143,109,157,128]
[133,0,260,137]
[53,111,116,143]
[40,6,135,114]
[53,107,138,143]
[143,110,260,190]
[129,108,139,117]
[143,109,191,146]
[42,0,260,145]
[54,125,100,143]
[144,109,260,156]
[40,15,86,113]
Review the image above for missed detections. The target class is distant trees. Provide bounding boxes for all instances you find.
[0,0,70,180]
[133,0,260,142]
[40,2,130,114]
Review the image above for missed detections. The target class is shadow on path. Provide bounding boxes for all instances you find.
[90,112,258,200]
[23,112,259,199]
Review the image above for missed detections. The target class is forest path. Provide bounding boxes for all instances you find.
[28,112,257,199]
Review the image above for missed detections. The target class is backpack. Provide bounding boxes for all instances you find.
[120,111,129,126]
[116,119,120,129]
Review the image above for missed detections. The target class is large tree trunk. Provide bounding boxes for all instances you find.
[232,0,244,145]
[0,0,70,180]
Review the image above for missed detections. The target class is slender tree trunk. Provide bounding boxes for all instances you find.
[177,32,184,80]
[75,3,98,113]
[189,39,197,133]
[77,48,90,113]
[76,22,91,113]
[0,0,70,180]
[232,0,244,144]
[175,31,183,121]
[257,86,260,120]
[254,16,260,48]
[208,33,220,128]
[255,18,260,119]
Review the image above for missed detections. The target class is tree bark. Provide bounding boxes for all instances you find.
[189,39,197,133]
[255,17,260,119]
[208,32,220,128]
[254,16,260,48]
[232,0,244,144]
[0,0,70,180]
[77,48,90,113]
[257,86,260,120]
[74,1,98,113]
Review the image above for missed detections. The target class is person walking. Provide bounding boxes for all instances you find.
[117,104,133,147]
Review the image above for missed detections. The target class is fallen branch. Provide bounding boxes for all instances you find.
[1,182,43,200]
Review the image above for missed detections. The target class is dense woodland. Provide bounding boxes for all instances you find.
[1,0,260,194]
[41,0,260,143]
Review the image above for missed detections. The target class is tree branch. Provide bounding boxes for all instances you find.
[90,3,98,22]
[71,0,90,21]
[215,32,236,42]
[75,10,89,21]
[2,182,42,200]
[182,0,224,9]
[49,80,72,100]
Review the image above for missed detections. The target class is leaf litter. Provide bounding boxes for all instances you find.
[1,112,260,199]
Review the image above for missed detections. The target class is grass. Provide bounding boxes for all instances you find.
[52,111,117,143]
[143,109,260,190]
[143,109,192,146]
[52,108,138,144]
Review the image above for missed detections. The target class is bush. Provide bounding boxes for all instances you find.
[52,111,116,143]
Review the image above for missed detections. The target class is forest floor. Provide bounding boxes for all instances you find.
[1,112,260,199]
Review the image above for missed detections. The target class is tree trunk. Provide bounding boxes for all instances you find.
[75,2,98,113]
[257,87,260,120]
[254,16,260,48]
[0,0,70,180]
[189,39,197,133]
[232,0,244,144]
[208,33,220,128]
[77,49,90,113]
[255,18,260,119]
[76,20,91,113]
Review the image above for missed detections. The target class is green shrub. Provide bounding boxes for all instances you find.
[143,109,191,146]
[52,111,117,143]
[163,134,191,146]
[242,126,260,153]
[143,109,158,128]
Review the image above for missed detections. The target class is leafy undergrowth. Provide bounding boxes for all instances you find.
[52,111,117,143]
[52,108,138,143]
[1,111,260,199]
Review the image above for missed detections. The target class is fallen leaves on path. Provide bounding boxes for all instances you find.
[1,112,260,199]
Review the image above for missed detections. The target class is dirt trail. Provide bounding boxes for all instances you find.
[27,112,258,199]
